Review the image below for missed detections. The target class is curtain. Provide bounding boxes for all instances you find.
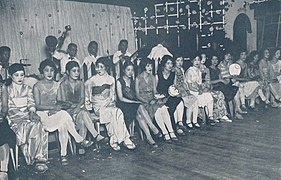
[0,0,136,74]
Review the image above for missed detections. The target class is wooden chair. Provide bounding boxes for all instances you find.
[129,120,144,141]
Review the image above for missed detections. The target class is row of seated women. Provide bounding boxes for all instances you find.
[1,47,280,175]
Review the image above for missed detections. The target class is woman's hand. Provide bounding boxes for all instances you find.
[150,99,157,105]
[73,107,80,115]
[29,112,40,122]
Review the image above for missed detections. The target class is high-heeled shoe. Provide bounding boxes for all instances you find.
[95,134,108,143]
[163,134,172,143]
[80,139,93,148]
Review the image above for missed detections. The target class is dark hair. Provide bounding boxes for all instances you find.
[67,43,77,49]
[139,58,154,73]
[5,63,25,86]
[121,61,134,77]
[96,57,111,73]
[66,61,80,74]
[118,39,128,51]
[88,41,98,48]
[159,55,173,72]
[272,47,281,56]
[0,46,11,54]
[39,59,57,74]
[247,50,259,62]
[260,47,271,59]
[8,63,25,76]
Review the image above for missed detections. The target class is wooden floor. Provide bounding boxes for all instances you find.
[9,105,281,180]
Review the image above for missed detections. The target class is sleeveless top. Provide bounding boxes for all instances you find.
[157,71,175,96]
[34,81,59,106]
[60,79,82,104]
[117,77,137,101]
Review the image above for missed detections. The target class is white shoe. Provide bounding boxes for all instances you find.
[221,115,232,122]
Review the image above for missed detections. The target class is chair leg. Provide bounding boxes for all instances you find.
[15,145,18,171]
[9,147,17,171]
[129,120,135,137]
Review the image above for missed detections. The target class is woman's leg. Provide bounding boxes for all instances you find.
[174,101,184,125]
[136,109,155,144]
[57,126,69,157]
[191,101,199,123]
[105,108,133,148]
[154,106,169,135]
[0,144,9,173]
[138,105,159,134]
[77,110,99,138]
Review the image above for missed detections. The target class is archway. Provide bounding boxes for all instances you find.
[233,13,252,51]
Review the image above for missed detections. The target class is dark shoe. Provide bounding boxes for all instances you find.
[186,123,193,129]
[177,123,187,131]
[171,136,179,141]
[80,140,93,148]
[208,119,216,126]
[61,156,68,166]
[193,123,200,128]
[95,134,109,143]
[164,134,172,143]
[176,128,186,136]
[154,132,163,139]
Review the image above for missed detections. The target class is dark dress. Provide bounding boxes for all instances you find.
[116,77,140,125]
[157,71,182,114]
[209,66,238,102]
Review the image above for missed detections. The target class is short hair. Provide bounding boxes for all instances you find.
[139,58,154,73]
[159,55,173,72]
[66,61,80,73]
[8,63,24,76]
[67,43,77,49]
[118,39,128,51]
[39,59,57,74]
[88,41,98,48]
[96,57,111,73]
[121,61,134,77]
[0,46,11,54]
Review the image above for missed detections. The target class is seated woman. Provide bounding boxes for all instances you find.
[199,53,232,122]
[269,48,281,106]
[135,58,178,143]
[157,55,186,134]
[208,54,238,122]
[0,80,16,179]
[174,56,199,128]
[116,61,160,147]
[247,50,270,108]
[236,50,267,110]
[57,61,106,154]
[33,59,91,165]
[85,57,135,151]
[185,56,215,125]
[218,51,245,119]
[2,63,48,173]
[259,48,281,108]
